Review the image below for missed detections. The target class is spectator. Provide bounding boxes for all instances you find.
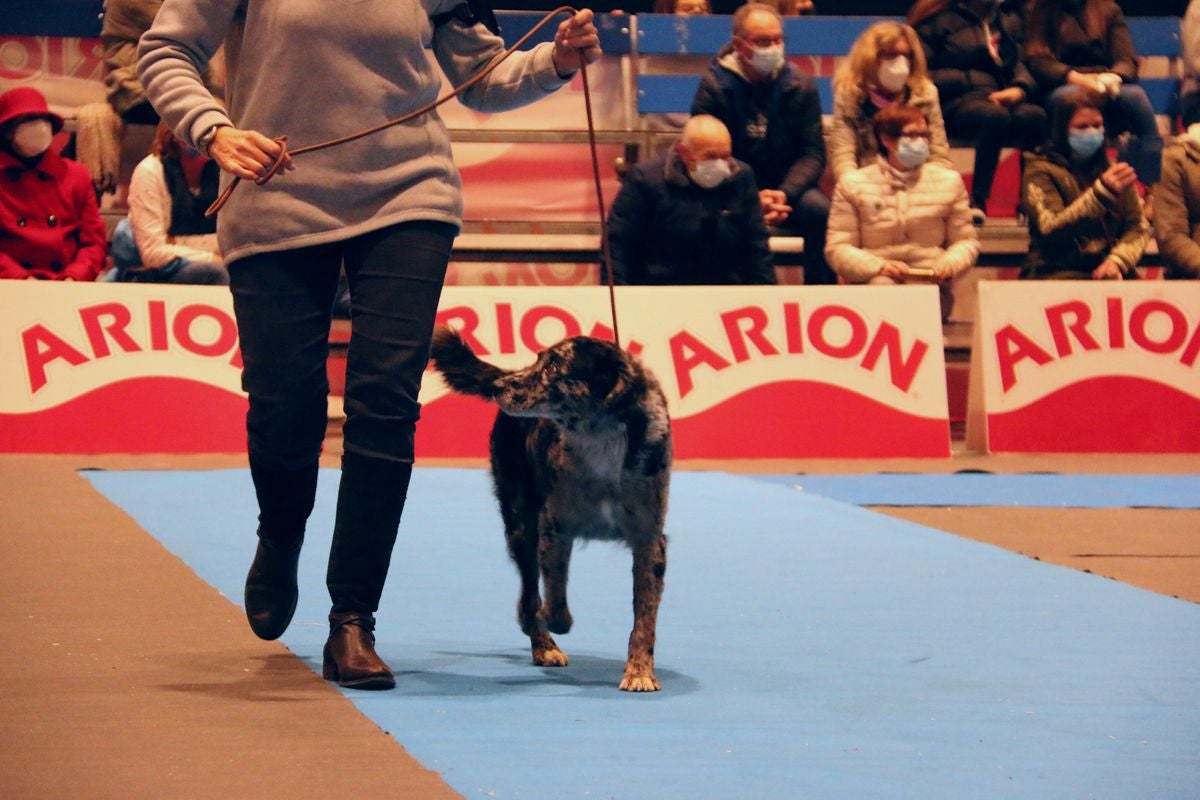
[826,104,979,321]
[1152,124,1200,279]
[1024,0,1163,189]
[101,0,166,125]
[690,2,835,284]
[1020,87,1148,279]
[109,121,227,284]
[606,115,774,285]
[1182,0,1200,127]
[829,21,952,184]
[910,0,1047,224]
[0,87,106,282]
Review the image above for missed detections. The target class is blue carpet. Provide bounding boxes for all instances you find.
[752,473,1200,508]
[84,468,1200,799]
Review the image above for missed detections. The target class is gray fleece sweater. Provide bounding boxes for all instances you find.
[138,0,570,263]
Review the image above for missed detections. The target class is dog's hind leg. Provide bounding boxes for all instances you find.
[620,533,667,692]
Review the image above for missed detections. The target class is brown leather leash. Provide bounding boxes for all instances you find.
[204,5,621,347]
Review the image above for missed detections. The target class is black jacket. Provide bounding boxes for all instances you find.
[914,1,1039,106]
[606,150,774,285]
[1026,0,1139,91]
[689,48,826,204]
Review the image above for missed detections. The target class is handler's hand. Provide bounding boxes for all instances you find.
[208,127,294,182]
[552,9,602,77]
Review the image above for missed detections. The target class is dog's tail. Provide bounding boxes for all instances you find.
[429,326,505,399]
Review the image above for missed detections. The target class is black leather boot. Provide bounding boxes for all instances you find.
[243,460,319,640]
[323,612,395,690]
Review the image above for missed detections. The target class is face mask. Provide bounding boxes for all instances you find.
[748,45,785,76]
[11,118,54,158]
[689,157,732,189]
[1067,127,1105,159]
[895,136,930,169]
[877,55,910,94]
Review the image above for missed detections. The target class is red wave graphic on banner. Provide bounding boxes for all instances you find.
[0,378,247,454]
[418,381,951,459]
[987,376,1200,453]
[669,381,950,458]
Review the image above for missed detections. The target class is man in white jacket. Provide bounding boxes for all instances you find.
[825,103,979,321]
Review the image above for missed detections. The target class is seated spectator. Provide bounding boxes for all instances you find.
[0,87,106,282]
[829,21,952,185]
[1182,0,1200,128]
[826,105,979,322]
[1020,88,1147,280]
[690,2,835,284]
[109,121,227,284]
[101,0,167,126]
[606,115,773,285]
[910,0,1047,224]
[1152,125,1200,280]
[1024,0,1163,190]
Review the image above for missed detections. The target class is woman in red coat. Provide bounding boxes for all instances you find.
[0,87,107,281]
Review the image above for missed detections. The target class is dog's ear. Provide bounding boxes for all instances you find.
[600,354,640,412]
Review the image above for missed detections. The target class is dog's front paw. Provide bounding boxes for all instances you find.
[619,670,661,692]
[532,646,569,667]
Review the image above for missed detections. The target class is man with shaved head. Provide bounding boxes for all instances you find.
[605,114,774,285]
[690,2,834,285]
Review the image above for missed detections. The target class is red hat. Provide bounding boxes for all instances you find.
[0,86,64,132]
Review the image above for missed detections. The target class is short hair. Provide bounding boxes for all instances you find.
[732,2,782,37]
[873,104,927,153]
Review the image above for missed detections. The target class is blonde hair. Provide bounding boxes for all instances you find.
[833,21,930,107]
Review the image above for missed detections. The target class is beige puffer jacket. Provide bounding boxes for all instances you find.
[826,157,979,284]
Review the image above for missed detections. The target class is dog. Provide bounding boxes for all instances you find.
[429,327,672,691]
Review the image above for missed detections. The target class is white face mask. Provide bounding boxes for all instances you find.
[895,136,930,170]
[11,118,54,158]
[877,55,911,94]
[748,44,785,76]
[689,157,732,189]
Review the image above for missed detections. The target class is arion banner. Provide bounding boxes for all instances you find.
[0,283,951,457]
[966,281,1200,453]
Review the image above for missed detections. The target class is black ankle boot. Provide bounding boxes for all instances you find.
[243,460,319,640]
[244,538,303,640]
[322,612,395,690]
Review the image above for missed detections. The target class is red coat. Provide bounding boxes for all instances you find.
[0,148,106,280]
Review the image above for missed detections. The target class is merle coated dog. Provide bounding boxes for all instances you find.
[429,327,672,691]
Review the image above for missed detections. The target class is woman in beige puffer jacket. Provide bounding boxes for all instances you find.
[826,104,978,320]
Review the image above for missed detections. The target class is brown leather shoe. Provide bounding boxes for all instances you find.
[322,613,396,690]
[244,538,302,641]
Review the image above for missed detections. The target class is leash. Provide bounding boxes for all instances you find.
[204,5,621,348]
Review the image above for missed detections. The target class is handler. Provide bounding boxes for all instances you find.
[138,0,600,690]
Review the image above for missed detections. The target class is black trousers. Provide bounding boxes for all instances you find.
[229,220,456,469]
[944,95,1047,210]
[230,221,455,614]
